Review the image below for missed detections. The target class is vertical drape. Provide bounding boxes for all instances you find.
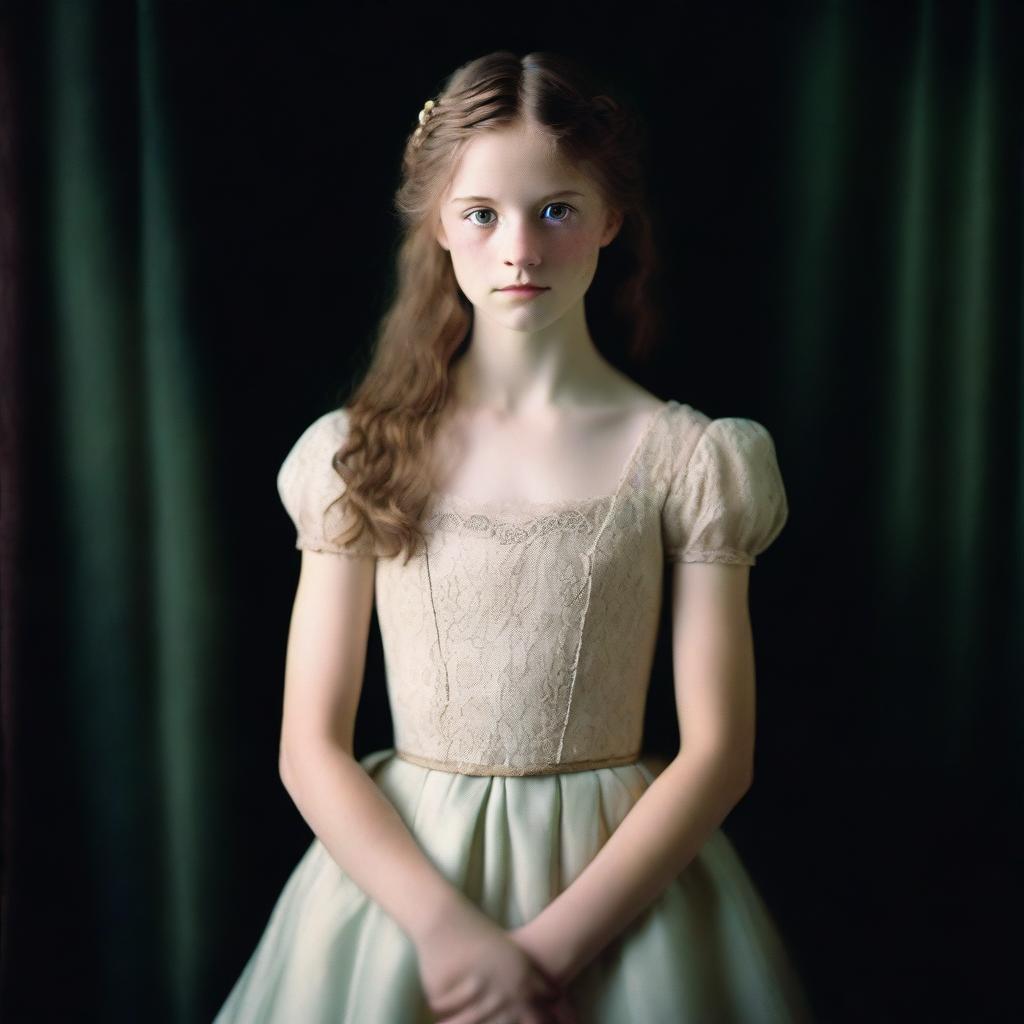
[6,1,232,1020]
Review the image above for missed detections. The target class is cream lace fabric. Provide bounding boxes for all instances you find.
[276,401,789,777]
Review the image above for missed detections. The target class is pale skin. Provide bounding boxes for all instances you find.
[278,121,757,1023]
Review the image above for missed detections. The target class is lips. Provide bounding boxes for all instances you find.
[500,285,548,292]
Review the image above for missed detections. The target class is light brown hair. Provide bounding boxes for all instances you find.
[329,50,664,564]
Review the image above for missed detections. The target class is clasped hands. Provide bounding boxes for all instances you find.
[414,900,580,1024]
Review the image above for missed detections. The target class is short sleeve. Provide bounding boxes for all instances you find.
[276,408,377,557]
[662,416,789,566]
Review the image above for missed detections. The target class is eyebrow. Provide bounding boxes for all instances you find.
[448,190,585,205]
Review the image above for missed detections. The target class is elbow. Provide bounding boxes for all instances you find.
[673,747,753,805]
[278,733,354,795]
[724,742,753,791]
[728,753,754,803]
[723,737,755,801]
[278,735,310,795]
[279,743,297,795]
[712,751,753,807]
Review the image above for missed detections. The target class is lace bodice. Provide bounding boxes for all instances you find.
[276,400,789,776]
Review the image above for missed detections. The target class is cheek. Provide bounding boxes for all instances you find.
[549,236,601,288]
[548,229,602,267]
[450,233,490,268]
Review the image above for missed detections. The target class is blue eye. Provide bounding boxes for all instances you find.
[543,203,573,222]
[464,203,576,227]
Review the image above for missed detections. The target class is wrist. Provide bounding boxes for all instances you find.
[511,914,583,988]
[405,884,481,947]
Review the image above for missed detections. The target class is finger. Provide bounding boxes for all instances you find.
[435,991,504,1024]
[429,974,485,1018]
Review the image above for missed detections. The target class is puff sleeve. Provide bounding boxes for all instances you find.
[276,407,377,557]
[662,417,789,566]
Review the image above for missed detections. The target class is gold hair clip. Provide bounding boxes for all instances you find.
[413,98,439,144]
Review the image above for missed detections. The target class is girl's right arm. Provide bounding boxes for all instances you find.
[277,548,470,942]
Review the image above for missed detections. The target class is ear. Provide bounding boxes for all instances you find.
[600,206,624,247]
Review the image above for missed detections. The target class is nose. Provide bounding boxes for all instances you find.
[502,217,542,269]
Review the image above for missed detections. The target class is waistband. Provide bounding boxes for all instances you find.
[393,747,642,777]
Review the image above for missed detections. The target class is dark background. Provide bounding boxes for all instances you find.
[2,1,1022,1021]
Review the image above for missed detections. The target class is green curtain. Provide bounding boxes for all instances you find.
[8,0,233,1019]
[3,2,1020,1021]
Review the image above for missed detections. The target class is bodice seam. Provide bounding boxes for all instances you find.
[554,406,666,761]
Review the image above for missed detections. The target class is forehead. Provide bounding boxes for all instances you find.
[446,123,590,196]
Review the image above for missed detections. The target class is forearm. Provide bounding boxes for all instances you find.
[281,740,474,943]
[529,748,749,983]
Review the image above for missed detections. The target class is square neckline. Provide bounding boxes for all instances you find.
[431,399,680,515]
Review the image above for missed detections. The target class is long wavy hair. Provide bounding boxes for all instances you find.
[328,50,664,564]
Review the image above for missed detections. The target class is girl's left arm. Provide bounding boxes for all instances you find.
[514,559,758,986]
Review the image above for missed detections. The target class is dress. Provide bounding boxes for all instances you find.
[214,399,813,1023]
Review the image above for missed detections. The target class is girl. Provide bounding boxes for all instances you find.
[215,50,813,1024]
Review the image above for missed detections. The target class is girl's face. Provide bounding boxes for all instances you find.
[436,121,622,332]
